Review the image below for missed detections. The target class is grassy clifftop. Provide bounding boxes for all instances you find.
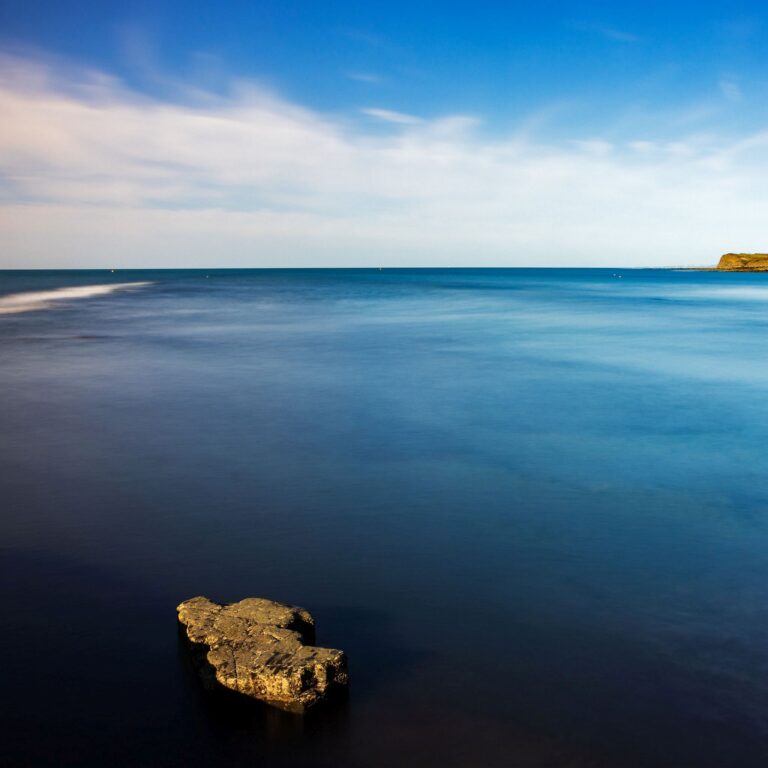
[716,253,768,271]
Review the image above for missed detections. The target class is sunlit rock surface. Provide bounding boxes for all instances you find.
[716,253,768,271]
[177,596,348,712]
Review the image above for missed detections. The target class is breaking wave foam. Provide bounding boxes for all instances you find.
[0,282,153,315]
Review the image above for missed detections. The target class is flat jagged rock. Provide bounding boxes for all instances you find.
[177,596,348,712]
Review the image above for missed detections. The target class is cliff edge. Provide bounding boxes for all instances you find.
[716,253,768,271]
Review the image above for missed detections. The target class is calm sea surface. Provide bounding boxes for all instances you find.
[3,268,768,767]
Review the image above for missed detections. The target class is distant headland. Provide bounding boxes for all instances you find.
[715,253,768,271]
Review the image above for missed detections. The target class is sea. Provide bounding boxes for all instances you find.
[3,268,768,767]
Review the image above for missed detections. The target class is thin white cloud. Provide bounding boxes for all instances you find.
[719,78,742,102]
[571,21,641,43]
[598,27,640,43]
[571,139,613,157]
[1,52,768,268]
[361,107,423,124]
[335,28,390,49]
[346,71,384,84]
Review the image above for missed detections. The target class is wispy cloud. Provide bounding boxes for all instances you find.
[360,107,423,125]
[571,21,641,43]
[335,28,390,48]
[346,71,384,84]
[598,27,640,43]
[1,51,768,268]
[719,77,742,102]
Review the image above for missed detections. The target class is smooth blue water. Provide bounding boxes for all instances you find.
[3,268,768,767]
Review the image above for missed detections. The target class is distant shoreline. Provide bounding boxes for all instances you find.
[707,253,768,272]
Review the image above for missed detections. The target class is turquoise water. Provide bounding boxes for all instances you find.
[2,268,768,766]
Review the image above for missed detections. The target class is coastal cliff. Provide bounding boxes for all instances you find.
[716,253,768,271]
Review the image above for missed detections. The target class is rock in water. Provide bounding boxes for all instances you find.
[177,596,348,712]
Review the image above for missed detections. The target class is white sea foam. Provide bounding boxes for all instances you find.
[0,282,153,315]
[695,287,768,301]
[660,286,768,303]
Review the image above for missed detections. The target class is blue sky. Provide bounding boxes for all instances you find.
[3,1,766,133]
[1,1,768,266]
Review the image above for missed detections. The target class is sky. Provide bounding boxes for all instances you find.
[1,0,768,267]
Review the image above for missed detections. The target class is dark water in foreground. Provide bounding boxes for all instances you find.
[3,268,768,767]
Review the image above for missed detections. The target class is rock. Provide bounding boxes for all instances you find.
[177,596,348,712]
[716,253,768,271]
